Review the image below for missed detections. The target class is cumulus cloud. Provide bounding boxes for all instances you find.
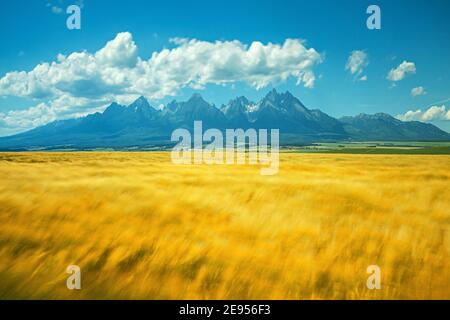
[0,103,55,133]
[411,86,426,97]
[345,50,368,81]
[387,61,416,81]
[0,33,139,100]
[0,32,322,100]
[0,95,108,135]
[0,32,323,135]
[396,105,450,122]
[143,37,322,93]
[95,32,138,68]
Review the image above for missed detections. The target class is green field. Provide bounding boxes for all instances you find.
[286,141,450,154]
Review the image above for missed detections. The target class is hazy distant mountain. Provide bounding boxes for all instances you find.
[0,90,448,150]
[340,113,450,141]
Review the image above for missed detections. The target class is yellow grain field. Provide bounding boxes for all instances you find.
[0,152,449,299]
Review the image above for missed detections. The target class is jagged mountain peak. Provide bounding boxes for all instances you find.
[344,112,401,123]
[265,88,279,100]
[223,96,252,112]
[372,112,399,121]
[259,89,307,115]
[127,96,150,112]
[0,89,449,150]
[261,89,296,102]
[222,96,253,125]
[262,89,295,102]
[180,93,215,110]
[103,102,124,114]
[229,95,251,106]
[188,93,208,103]
[130,95,150,107]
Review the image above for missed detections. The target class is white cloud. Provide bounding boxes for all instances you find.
[422,105,450,121]
[95,32,138,68]
[396,105,450,122]
[0,95,111,136]
[411,86,426,97]
[144,37,322,93]
[345,50,368,80]
[387,61,416,81]
[0,32,322,100]
[0,103,56,133]
[0,33,323,98]
[0,32,323,135]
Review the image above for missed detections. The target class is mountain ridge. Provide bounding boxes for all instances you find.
[0,90,449,150]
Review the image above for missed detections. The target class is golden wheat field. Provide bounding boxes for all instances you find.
[0,152,449,299]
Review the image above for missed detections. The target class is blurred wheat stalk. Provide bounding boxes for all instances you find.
[0,152,449,299]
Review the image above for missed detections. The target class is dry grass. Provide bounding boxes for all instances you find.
[0,152,449,299]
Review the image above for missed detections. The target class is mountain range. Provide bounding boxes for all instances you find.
[0,89,449,150]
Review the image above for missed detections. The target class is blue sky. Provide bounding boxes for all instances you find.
[0,0,449,136]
